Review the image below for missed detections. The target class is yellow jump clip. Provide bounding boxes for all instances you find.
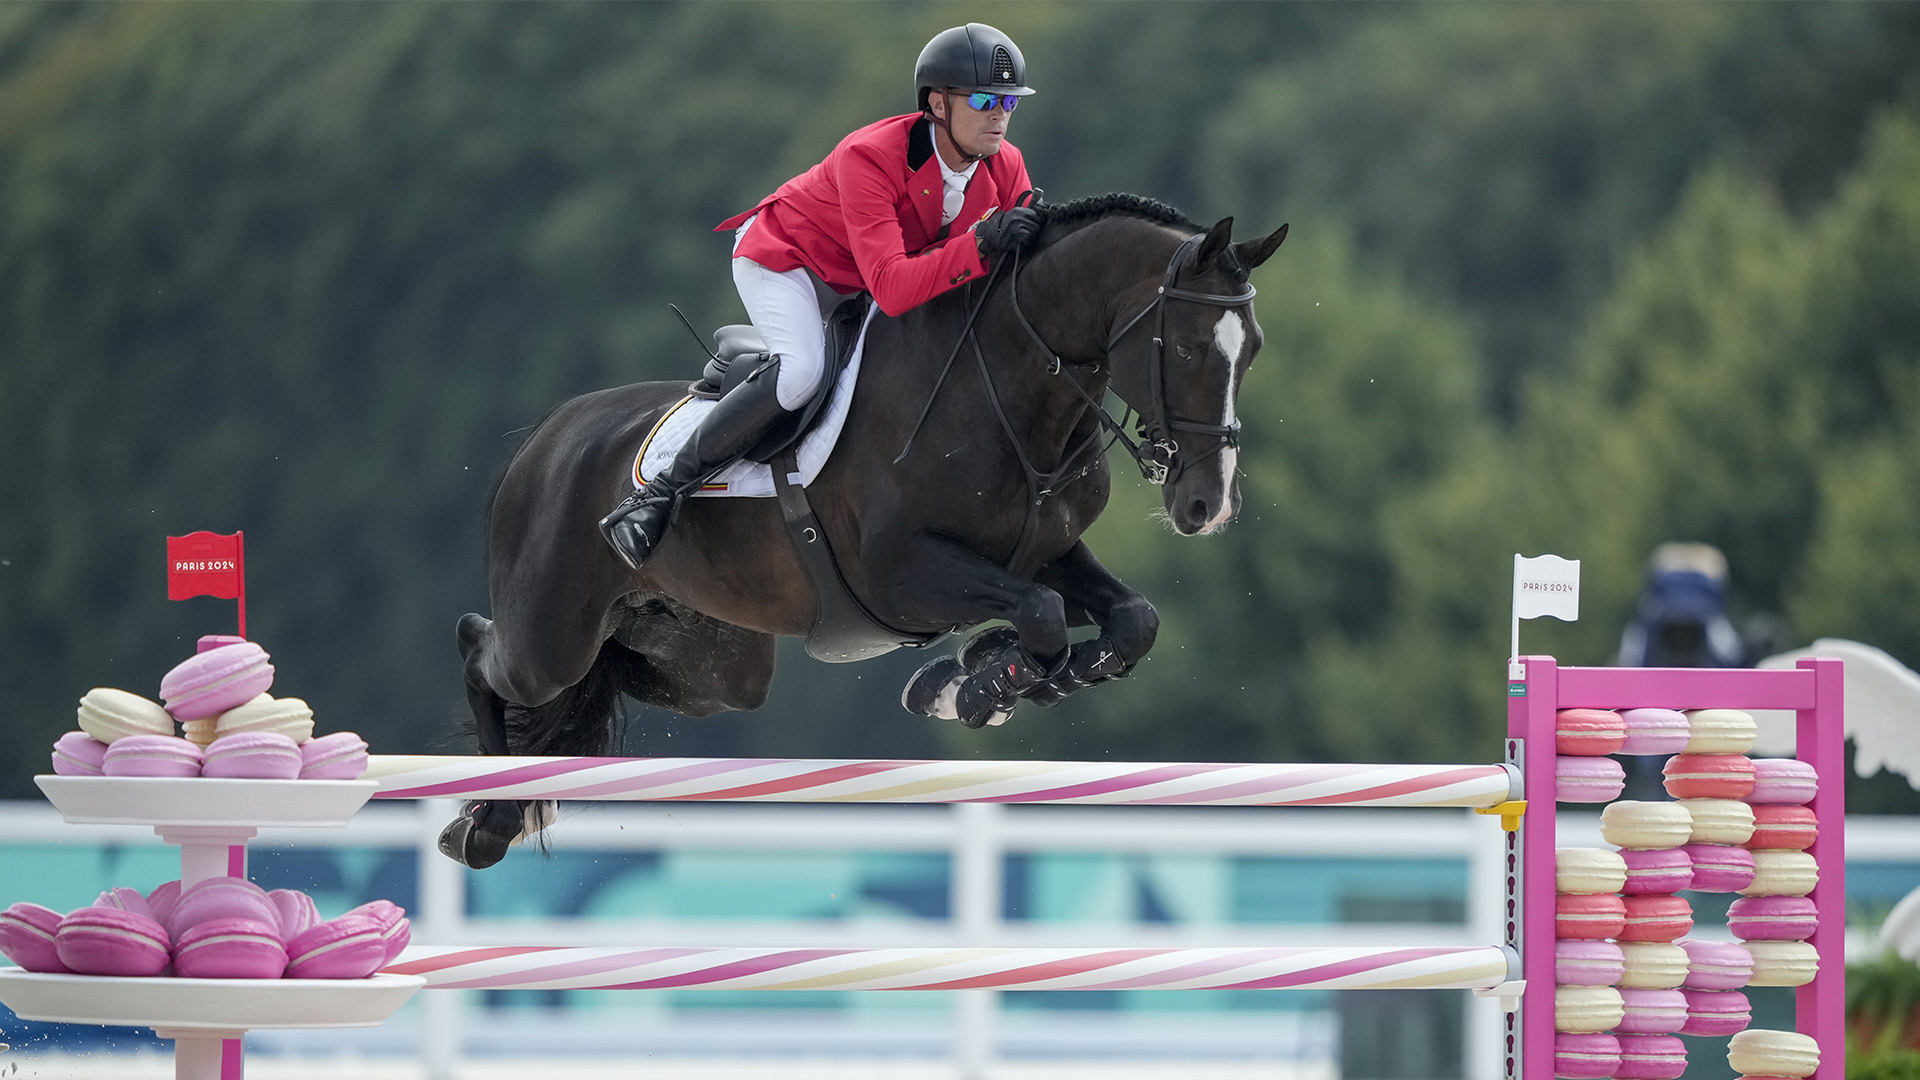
[1474,800,1528,832]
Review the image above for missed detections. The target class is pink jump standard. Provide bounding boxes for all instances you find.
[1508,657,1844,1080]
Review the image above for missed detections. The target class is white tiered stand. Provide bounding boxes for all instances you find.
[0,776,425,1080]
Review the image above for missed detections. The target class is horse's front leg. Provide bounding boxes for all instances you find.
[885,533,1071,728]
[1022,540,1158,707]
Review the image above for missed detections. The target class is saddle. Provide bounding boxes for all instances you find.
[689,294,868,464]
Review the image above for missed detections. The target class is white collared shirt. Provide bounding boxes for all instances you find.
[937,152,979,227]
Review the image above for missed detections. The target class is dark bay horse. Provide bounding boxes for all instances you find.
[446,194,1287,868]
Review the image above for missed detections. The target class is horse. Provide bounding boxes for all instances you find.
[444,194,1288,868]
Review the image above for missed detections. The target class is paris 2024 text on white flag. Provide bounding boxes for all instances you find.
[1512,553,1580,672]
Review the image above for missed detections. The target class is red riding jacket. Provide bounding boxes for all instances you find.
[717,113,1033,317]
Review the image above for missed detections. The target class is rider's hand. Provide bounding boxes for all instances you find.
[975,207,1042,260]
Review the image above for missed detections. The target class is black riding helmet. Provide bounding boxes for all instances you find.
[914,23,1035,112]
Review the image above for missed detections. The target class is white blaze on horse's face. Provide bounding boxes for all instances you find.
[1200,310,1247,534]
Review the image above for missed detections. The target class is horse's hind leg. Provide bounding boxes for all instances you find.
[441,612,542,870]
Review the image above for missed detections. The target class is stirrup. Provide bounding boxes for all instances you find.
[599,486,677,570]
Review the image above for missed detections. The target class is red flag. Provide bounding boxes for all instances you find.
[167,531,246,637]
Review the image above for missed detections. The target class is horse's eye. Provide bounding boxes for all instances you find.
[1175,344,1194,361]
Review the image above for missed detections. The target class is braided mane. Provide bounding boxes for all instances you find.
[1036,193,1200,234]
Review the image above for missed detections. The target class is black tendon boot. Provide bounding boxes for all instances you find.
[600,364,793,570]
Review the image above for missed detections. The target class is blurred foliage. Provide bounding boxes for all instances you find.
[3,2,1920,807]
[1850,951,1920,1059]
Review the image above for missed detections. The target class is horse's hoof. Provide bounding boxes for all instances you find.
[902,656,966,720]
[958,626,1021,672]
[437,801,516,870]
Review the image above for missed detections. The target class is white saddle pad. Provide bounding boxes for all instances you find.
[631,305,878,498]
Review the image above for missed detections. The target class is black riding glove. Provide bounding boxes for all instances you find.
[975,206,1042,260]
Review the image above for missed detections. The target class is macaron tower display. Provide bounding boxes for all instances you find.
[1551,705,1824,1080]
[50,639,370,781]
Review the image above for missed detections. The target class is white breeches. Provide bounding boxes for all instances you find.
[732,217,840,410]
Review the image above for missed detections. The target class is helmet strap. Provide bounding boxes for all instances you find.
[928,92,986,166]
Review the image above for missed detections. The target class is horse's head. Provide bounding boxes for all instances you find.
[1105,216,1288,535]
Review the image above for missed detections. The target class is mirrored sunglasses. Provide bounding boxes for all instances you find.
[964,92,1020,113]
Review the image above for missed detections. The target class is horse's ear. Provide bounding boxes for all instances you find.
[1193,217,1234,268]
[1232,223,1288,270]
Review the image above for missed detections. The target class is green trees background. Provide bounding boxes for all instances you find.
[3,2,1918,806]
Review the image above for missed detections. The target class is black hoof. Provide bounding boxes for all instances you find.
[958,626,1021,672]
[902,656,966,719]
[437,800,521,870]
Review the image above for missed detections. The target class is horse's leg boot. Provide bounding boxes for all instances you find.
[599,366,793,570]
[1023,634,1133,707]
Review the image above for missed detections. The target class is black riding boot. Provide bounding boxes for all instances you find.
[599,366,792,570]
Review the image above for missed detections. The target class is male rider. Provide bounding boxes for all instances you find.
[600,23,1044,569]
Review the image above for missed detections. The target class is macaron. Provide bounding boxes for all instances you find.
[146,880,182,927]
[180,717,219,748]
[1619,894,1692,943]
[1661,754,1755,800]
[1554,985,1624,1034]
[1556,709,1626,756]
[160,641,275,721]
[102,734,203,778]
[299,731,370,781]
[1553,1033,1620,1080]
[173,916,289,979]
[1746,759,1818,805]
[1747,805,1818,850]
[198,634,248,652]
[1556,848,1628,895]
[1680,988,1751,1037]
[201,732,302,780]
[1727,1029,1820,1078]
[1742,850,1818,897]
[93,887,153,918]
[284,913,389,979]
[1684,708,1757,754]
[343,900,411,963]
[1727,896,1818,941]
[1618,708,1691,756]
[167,876,278,939]
[1617,942,1689,989]
[1613,1034,1687,1080]
[1680,798,1755,845]
[1621,849,1693,895]
[51,731,109,776]
[76,687,175,744]
[1556,893,1627,940]
[1743,940,1819,986]
[1557,756,1625,802]
[1617,988,1688,1035]
[1680,939,1754,990]
[1600,801,1693,850]
[0,902,72,973]
[1555,940,1625,986]
[1681,843,1755,892]
[269,889,320,940]
[54,907,171,976]
[214,694,315,744]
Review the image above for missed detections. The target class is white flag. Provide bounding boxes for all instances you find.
[1514,553,1580,621]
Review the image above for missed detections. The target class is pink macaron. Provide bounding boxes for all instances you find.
[1555,940,1625,987]
[343,900,411,963]
[1556,893,1627,940]
[1553,1033,1621,1080]
[93,887,154,919]
[1748,805,1818,850]
[102,734,203,778]
[1680,988,1751,1036]
[1617,988,1688,1034]
[1556,709,1626,756]
[50,731,110,776]
[1746,759,1818,805]
[269,890,321,940]
[284,913,390,979]
[0,902,72,973]
[54,907,171,976]
[1621,849,1693,895]
[1680,939,1753,990]
[1618,709,1691,756]
[174,916,289,979]
[299,731,370,780]
[1682,843,1756,892]
[1557,756,1625,802]
[1728,896,1818,941]
[167,876,279,939]
[146,880,182,927]
[160,641,275,721]
[201,731,302,780]
[1619,895,1693,943]
[1612,1034,1687,1080]
[1662,754,1756,800]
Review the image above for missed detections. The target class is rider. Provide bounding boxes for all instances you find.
[600,22,1045,569]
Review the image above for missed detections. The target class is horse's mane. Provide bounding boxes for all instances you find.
[1035,193,1200,237]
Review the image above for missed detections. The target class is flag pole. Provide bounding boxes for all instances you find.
[235,531,246,639]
